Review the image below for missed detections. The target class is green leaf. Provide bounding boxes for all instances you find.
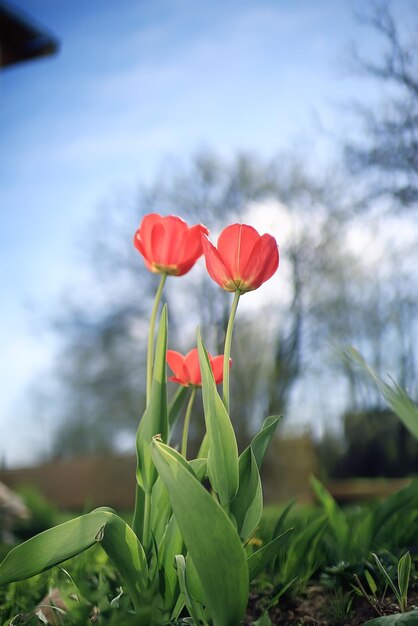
[230,447,263,540]
[365,570,378,597]
[151,478,171,546]
[363,610,418,625]
[185,554,205,608]
[151,461,206,560]
[283,516,327,583]
[398,552,412,606]
[310,476,349,553]
[247,528,293,582]
[253,613,272,626]
[168,386,190,438]
[175,555,207,626]
[372,553,400,602]
[151,439,248,626]
[136,306,168,493]
[0,508,147,613]
[267,577,298,608]
[189,458,207,482]
[346,347,418,441]
[197,330,239,508]
[250,415,282,470]
[371,479,418,541]
[197,432,209,458]
[271,500,295,542]
[160,516,183,612]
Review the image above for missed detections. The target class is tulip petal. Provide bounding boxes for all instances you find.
[149,218,183,268]
[136,213,161,261]
[242,234,279,290]
[167,350,191,386]
[133,236,154,272]
[167,350,186,378]
[176,224,209,276]
[202,235,235,291]
[217,224,260,279]
[168,376,188,386]
[210,355,226,384]
[184,349,202,386]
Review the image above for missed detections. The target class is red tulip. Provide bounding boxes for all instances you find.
[166,348,230,387]
[134,213,209,276]
[201,223,279,292]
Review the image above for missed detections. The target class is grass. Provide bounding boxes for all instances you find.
[2,482,418,624]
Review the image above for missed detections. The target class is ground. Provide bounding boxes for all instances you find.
[244,586,418,625]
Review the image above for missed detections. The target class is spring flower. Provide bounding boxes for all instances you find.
[201,223,279,292]
[134,213,209,276]
[167,348,230,387]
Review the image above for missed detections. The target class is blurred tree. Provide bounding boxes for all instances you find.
[346,1,418,208]
[316,1,418,474]
[39,149,418,462]
[42,151,354,457]
[329,408,418,478]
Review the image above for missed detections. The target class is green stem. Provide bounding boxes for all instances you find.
[222,289,241,413]
[181,387,196,459]
[142,490,152,549]
[146,273,167,404]
[132,484,144,539]
[133,273,166,541]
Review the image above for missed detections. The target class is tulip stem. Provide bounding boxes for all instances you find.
[223,289,241,413]
[142,490,152,549]
[146,273,167,404]
[181,386,196,459]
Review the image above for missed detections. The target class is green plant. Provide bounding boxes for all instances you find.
[346,348,418,443]
[310,476,418,567]
[0,216,283,625]
[364,610,418,625]
[373,552,412,613]
[351,551,413,621]
[322,588,354,622]
[14,485,57,540]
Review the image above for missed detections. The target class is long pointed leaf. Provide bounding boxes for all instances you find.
[251,415,282,470]
[230,447,263,540]
[151,439,248,626]
[174,555,206,626]
[0,508,147,612]
[283,516,327,583]
[271,500,295,542]
[151,478,171,545]
[197,330,239,508]
[136,306,168,493]
[247,528,293,581]
[364,611,418,625]
[310,476,349,553]
[168,386,190,438]
[371,479,418,541]
[372,553,400,601]
[346,347,418,440]
[160,517,183,612]
[398,552,411,608]
[197,432,209,458]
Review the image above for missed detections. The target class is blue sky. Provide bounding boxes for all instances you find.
[0,0,405,464]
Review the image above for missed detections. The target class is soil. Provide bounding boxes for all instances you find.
[244,586,418,625]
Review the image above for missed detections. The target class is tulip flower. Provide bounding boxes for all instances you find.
[202,223,279,412]
[134,213,209,276]
[167,348,230,387]
[201,223,279,293]
[167,347,231,458]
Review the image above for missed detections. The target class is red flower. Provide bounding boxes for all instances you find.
[201,223,279,292]
[166,348,230,387]
[134,213,209,276]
